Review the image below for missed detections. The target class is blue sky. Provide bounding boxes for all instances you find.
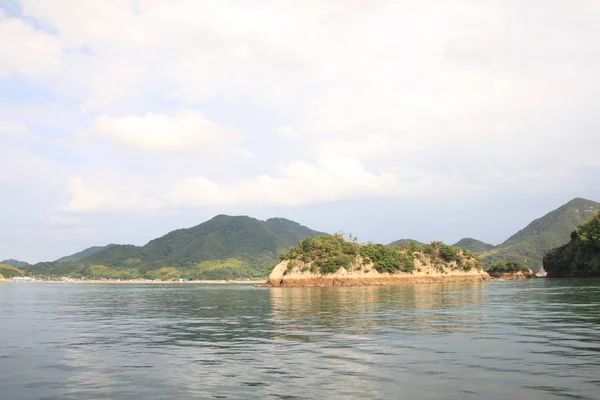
[1,0,600,263]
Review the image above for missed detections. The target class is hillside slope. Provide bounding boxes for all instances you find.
[0,259,30,268]
[26,215,327,280]
[480,198,600,269]
[0,264,25,278]
[453,238,495,253]
[544,212,600,277]
[55,246,109,262]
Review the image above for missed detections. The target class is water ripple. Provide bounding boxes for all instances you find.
[1,279,599,399]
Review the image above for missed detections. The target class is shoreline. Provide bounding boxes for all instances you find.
[266,274,494,287]
[1,279,265,285]
[265,259,540,287]
[1,276,542,287]
[263,275,541,288]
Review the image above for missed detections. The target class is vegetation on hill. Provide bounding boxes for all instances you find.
[487,261,531,274]
[387,238,423,246]
[281,235,481,275]
[480,198,600,269]
[54,246,109,262]
[452,238,495,253]
[0,259,30,268]
[543,212,600,277]
[0,264,25,278]
[25,216,327,280]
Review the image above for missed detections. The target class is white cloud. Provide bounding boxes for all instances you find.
[63,152,497,213]
[91,110,246,156]
[0,11,61,77]
[63,155,402,212]
[20,0,142,49]
[0,120,38,142]
[7,0,600,215]
[66,177,162,213]
[276,125,301,138]
[46,215,81,227]
[170,156,398,207]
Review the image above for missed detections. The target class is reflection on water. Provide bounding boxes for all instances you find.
[1,280,599,399]
[269,283,487,337]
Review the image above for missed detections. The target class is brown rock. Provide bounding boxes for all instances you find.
[265,259,491,287]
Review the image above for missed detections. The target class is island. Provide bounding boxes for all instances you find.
[267,235,493,287]
[485,261,536,279]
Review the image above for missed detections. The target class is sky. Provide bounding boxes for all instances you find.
[1,0,600,263]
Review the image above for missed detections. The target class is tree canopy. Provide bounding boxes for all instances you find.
[543,212,600,277]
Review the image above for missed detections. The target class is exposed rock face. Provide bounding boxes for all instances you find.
[267,259,491,287]
[487,270,537,280]
[267,262,287,287]
[0,274,5,281]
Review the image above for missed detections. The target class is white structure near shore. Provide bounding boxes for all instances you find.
[10,276,36,281]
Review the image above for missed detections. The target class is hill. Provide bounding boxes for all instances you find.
[0,259,30,268]
[0,264,25,278]
[55,246,109,262]
[543,212,600,277]
[480,198,600,269]
[388,239,423,246]
[452,238,495,253]
[26,215,327,280]
[268,235,487,286]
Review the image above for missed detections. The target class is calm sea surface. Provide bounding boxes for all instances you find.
[1,279,599,399]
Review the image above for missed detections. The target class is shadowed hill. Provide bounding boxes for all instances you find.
[480,198,600,269]
[544,211,600,277]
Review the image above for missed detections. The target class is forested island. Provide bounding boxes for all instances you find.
[486,261,535,279]
[544,212,600,277]
[267,235,491,287]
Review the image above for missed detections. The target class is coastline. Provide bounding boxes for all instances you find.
[266,259,494,287]
[265,274,493,287]
[487,271,537,280]
[265,259,541,288]
[1,279,265,285]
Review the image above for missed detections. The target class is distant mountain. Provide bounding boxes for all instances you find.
[55,245,110,262]
[26,215,327,280]
[544,211,600,277]
[480,198,600,269]
[452,238,495,253]
[388,239,423,246]
[0,259,30,268]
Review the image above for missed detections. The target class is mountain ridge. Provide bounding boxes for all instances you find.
[0,259,30,269]
[480,198,600,269]
[452,238,495,253]
[388,238,423,246]
[26,215,327,280]
[55,246,110,262]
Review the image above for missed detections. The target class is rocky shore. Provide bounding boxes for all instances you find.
[267,260,494,287]
[487,270,537,280]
